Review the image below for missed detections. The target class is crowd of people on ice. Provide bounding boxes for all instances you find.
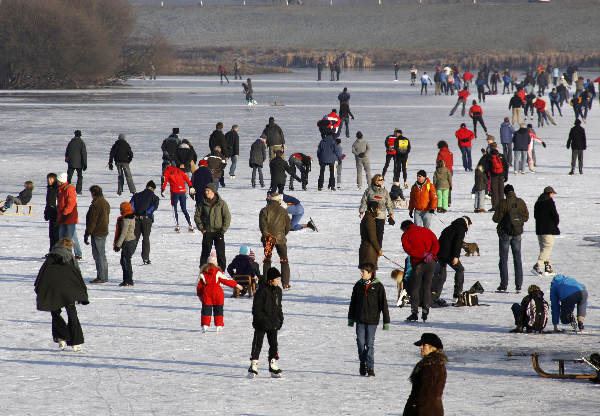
[4,61,595,414]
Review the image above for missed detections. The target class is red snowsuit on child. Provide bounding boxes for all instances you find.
[196,264,238,327]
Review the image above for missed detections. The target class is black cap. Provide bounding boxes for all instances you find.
[146,180,156,189]
[417,169,427,178]
[74,130,81,137]
[172,128,179,135]
[414,333,443,350]
[267,267,282,281]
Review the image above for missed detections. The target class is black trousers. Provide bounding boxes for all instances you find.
[394,154,408,183]
[51,304,84,346]
[251,328,278,360]
[269,182,285,195]
[67,167,83,194]
[120,240,136,284]
[318,163,335,189]
[382,153,395,178]
[375,218,385,248]
[200,231,226,271]
[48,219,59,251]
[432,260,465,300]
[472,116,487,137]
[134,216,153,262]
[410,261,435,314]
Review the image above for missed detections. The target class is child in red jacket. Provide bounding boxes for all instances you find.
[197,252,243,333]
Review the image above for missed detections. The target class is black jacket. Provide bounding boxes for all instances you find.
[130,189,160,219]
[44,182,59,221]
[16,188,32,205]
[176,143,197,172]
[512,127,530,151]
[338,91,350,103]
[109,138,133,164]
[65,136,87,170]
[509,95,523,109]
[249,139,266,167]
[339,101,354,119]
[348,278,390,326]
[161,135,180,163]
[262,122,285,147]
[191,166,214,202]
[437,217,468,263]
[209,129,228,154]
[269,156,300,186]
[205,151,225,179]
[252,284,283,331]
[567,125,586,150]
[485,149,508,180]
[225,130,239,156]
[534,194,560,235]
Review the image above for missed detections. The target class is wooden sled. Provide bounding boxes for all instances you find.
[0,203,33,215]
[531,353,599,380]
[232,275,256,298]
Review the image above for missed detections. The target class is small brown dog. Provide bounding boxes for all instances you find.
[462,242,480,257]
[391,269,408,306]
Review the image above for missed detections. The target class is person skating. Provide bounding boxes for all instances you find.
[566,119,586,175]
[533,186,559,277]
[204,146,226,190]
[432,160,451,213]
[524,90,536,121]
[0,180,33,213]
[338,86,350,104]
[130,180,160,265]
[468,100,487,138]
[484,143,508,211]
[287,152,311,191]
[218,65,229,84]
[359,201,382,270]
[449,86,470,116]
[526,124,546,172]
[393,130,411,187]
[44,173,60,251]
[420,72,432,95]
[197,252,243,333]
[84,185,110,284]
[550,274,588,332]
[317,130,342,191]
[394,62,400,81]
[403,333,447,416]
[352,131,371,190]
[490,70,499,94]
[493,184,529,293]
[410,65,418,86]
[339,100,354,139]
[161,164,195,232]
[233,60,241,80]
[382,129,399,180]
[34,238,88,352]
[348,263,390,377]
[161,128,181,189]
[64,130,87,195]
[512,123,531,174]
[225,125,239,178]
[249,137,267,188]
[533,95,556,127]
[359,174,394,248]
[56,172,83,260]
[259,193,292,290]
[508,92,524,125]
[455,123,475,171]
[112,202,136,287]
[248,267,284,378]
[261,117,285,160]
[401,220,439,322]
[195,183,231,272]
[475,73,489,102]
[502,72,511,94]
[242,79,254,105]
[108,133,135,195]
[499,117,515,165]
[269,150,303,195]
[176,139,198,177]
[408,170,437,229]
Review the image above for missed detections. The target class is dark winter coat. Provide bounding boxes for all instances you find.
[259,200,291,245]
[176,143,197,172]
[44,182,59,221]
[359,210,381,269]
[347,278,390,326]
[437,217,468,263]
[34,244,89,312]
[16,188,32,205]
[249,139,267,167]
[317,135,342,164]
[252,284,283,331]
[492,191,529,236]
[403,350,447,416]
[161,135,180,163]
[227,254,257,278]
[566,125,586,150]
[269,156,300,186]
[512,127,531,151]
[65,136,87,170]
[508,95,523,109]
[191,166,214,202]
[205,151,226,179]
[339,101,353,119]
[194,193,231,234]
[262,122,285,147]
[515,289,547,329]
[209,129,228,154]
[474,168,488,192]
[84,196,110,238]
[225,130,239,157]
[485,149,508,181]
[338,90,350,103]
[130,189,160,219]
[109,138,133,164]
[534,194,560,235]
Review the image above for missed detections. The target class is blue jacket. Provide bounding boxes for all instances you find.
[548,91,559,104]
[282,194,300,206]
[550,274,587,324]
[191,166,214,202]
[227,254,256,278]
[512,127,531,151]
[502,74,511,84]
[499,122,515,144]
[130,189,160,220]
[317,135,342,164]
[403,256,413,283]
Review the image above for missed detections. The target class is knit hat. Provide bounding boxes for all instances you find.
[207,252,218,266]
[172,128,179,135]
[414,333,443,350]
[120,202,133,216]
[267,267,282,281]
[146,180,156,189]
[57,172,68,184]
[205,183,217,194]
[74,130,81,137]
[199,159,208,167]
[504,184,514,195]
[239,245,250,256]
[417,169,427,177]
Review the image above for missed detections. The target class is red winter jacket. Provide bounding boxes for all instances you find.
[458,90,470,101]
[455,126,475,148]
[402,224,439,266]
[533,99,546,111]
[162,165,192,194]
[385,135,397,155]
[517,89,526,104]
[57,183,78,225]
[326,111,341,130]
[196,265,238,306]
[468,104,483,118]
[436,147,454,172]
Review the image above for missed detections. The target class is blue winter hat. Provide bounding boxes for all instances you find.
[239,245,250,256]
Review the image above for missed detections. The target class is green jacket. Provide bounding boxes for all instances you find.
[259,201,291,244]
[492,191,529,236]
[194,193,231,233]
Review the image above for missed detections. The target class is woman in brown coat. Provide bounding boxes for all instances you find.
[359,201,381,269]
[404,333,447,416]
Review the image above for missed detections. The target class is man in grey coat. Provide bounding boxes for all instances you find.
[65,130,87,194]
[352,131,371,189]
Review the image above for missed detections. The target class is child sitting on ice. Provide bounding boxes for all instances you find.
[390,182,406,208]
[197,252,243,332]
[227,245,258,297]
[0,181,34,213]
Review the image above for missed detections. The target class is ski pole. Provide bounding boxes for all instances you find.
[381,253,405,270]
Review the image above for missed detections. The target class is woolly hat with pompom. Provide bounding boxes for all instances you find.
[207,251,218,266]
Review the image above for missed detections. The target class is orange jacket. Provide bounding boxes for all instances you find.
[455,126,475,148]
[408,178,437,213]
[57,183,78,225]
[469,104,483,118]
[533,99,546,111]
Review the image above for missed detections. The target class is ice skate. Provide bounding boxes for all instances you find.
[406,312,418,322]
[73,344,82,352]
[58,339,67,350]
[359,361,367,376]
[307,218,317,232]
[202,325,208,333]
[269,358,282,378]
[188,225,195,232]
[367,367,375,377]
[216,326,222,333]
[175,225,180,233]
[248,359,258,378]
[544,262,555,277]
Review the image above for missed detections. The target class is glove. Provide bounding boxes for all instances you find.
[84,235,89,245]
[566,144,570,149]
[387,216,395,226]
[429,209,435,214]
[383,323,390,331]
[409,210,413,218]
[114,246,121,253]
[189,187,196,195]
[542,142,547,148]
[161,191,165,198]
[108,163,113,171]
[423,252,435,263]
[351,115,355,120]
[348,320,354,327]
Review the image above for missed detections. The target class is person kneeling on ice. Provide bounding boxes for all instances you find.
[550,274,588,332]
[248,267,284,378]
[197,252,243,333]
[509,284,549,333]
[267,192,316,232]
[403,333,447,416]
[348,263,390,377]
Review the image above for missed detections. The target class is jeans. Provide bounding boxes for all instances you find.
[134,216,153,262]
[536,235,555,269]
[251,329,278,360]
[340,117,350,138]
[58,224,82,257]
[413,210,432,229]
[336,160,342,186]
[172,193,191,226]
[116,162,136,194]
[287,203,304,231]
[318,163,335,190]
[355,157,371,188]
[51,304,83,346]
[355,323,377,368]
[502,143,513,165]
[67,167,83,194]
[459,146,472,170]
[229,155,237,176]
[200,231,226,271]
[570,149,584,173]
[91,236,108,282]
[410,261,435,314]
[420,83,428,95]
[559,290,588,323]
[513,150,527,172]
[474,190,486,210]
[120,239,136,284]
[251,165,264,186]
[498,233,523,289]
[550,101,562,116]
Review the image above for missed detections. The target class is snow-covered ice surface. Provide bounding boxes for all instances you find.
[0,69,599,415]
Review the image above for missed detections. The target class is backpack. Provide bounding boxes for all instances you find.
[525,295,549,332]
[456,291,479,306]
[490,154,503,174]
[503,201,525,236]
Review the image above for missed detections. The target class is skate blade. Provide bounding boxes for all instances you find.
[270,373,282,378]
[247,372,256,379]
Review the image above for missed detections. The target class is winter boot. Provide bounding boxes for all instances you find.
[289,185,294,191]
[57,339,67,350]
[73,344,83,352]
[569,314,578,332]
[307,219,317,231]
[248,359,259,378]
[421,310,429,322]
[531,264,543,277]
[359,361,367,376]
[269,358,282,378]
[175,225,181,233]
[406,312,418,322]
[367,367,375,377]
[544,262,554,276]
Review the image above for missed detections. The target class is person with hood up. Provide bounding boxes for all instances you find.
[108,133,135,195]
[65,130,87,195]
[161,164,195,232]
[566,119,586,175]
[195,183,231,272]
[352,131,371,190]
[114,202,137,287]
[34,238,89,351]
[261,117,285,160]
[550,274,587,332]
[359,174,394,248]
[408,170,438,230]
